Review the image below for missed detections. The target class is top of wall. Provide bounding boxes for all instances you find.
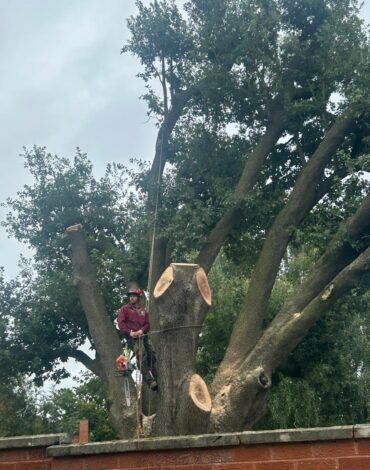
[48,424,370,458]
[0,433,70,450]
[1,424,369,457]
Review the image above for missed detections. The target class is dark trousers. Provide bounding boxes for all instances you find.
[123,334,157,380]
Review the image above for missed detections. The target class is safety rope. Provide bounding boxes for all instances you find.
[135,334,145,439]
[135,127,164,435]
[144,323,203,337]
[145,132,164,312]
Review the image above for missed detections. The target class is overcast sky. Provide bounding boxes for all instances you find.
[0,0,369,281]
[0,0,158,279]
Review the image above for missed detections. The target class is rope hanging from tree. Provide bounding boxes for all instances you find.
[133,130,164,436]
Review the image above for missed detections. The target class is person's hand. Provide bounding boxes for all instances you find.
[137,329,143,336]
[129,330,136,338]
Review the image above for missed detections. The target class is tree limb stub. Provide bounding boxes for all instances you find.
[153,265,175,299]
[189,374,212,413]
[154,263,211,306]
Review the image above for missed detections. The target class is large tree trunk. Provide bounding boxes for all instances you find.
[66,224,138,439]
[152,263,212,435]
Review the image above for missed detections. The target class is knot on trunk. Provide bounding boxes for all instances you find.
[257,368,271,389]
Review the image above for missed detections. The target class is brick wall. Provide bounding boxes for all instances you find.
[0,434,67,470]
[1,425,370,469]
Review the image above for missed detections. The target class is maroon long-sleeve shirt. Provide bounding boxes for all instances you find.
[117,304,150,336]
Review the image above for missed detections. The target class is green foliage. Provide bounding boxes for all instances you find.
[1,147,148,383]
[259,289,370,429]
[196,255,247,381]
[0,378,50,437]
[39,375,117,441]
[198,250,370,429]
[0,375,116,441]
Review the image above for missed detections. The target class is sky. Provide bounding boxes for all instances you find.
[1,0,370,388]
[0,0,159,279]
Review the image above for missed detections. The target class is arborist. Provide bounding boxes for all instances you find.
[117,288,157,390]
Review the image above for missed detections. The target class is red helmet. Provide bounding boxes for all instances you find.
[127,288,143,298]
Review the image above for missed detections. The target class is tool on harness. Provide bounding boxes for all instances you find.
[115,345,136,407]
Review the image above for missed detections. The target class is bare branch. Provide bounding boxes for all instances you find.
[68,349,104,379]
[215,112,355,375]
[161,55,169,117]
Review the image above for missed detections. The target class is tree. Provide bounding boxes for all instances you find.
[2,0,370,437]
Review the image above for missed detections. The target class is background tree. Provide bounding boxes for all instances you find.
[1,0,370,437]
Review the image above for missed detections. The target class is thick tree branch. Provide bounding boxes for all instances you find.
[147,88,196,212]
[67,349,104,379]
[197,106,287,273]
[216,113,356,375]
[274,192,370,323]
[248,244,370,373]
[66,224,137,438]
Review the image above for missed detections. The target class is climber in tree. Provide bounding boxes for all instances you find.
[117,288,157,390]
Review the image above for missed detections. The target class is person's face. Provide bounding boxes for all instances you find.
[129,294,139,304]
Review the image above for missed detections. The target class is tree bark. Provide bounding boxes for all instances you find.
[66,224,137,438]
[152,263,212,435]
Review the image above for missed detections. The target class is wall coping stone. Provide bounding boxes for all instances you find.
[47,424,370,458]
[0,433,71,450]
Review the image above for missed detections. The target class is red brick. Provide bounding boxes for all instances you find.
[213,463,255,469]
[116,449,195,467]
[312,441,356,458]
[0,448,45,462]
[193,448,234,465]
[357,440,370,455]
[14,461,50,470]
[80,454,118,469]
[255,461,295,470]
[271,443,313,460]
[0,463,16,469]
[0,450,30,462]
[161,465,213,470]
[338,456,370,469]
[232,445,271,462]
[50,457,83,470]
[296,459,338,469]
